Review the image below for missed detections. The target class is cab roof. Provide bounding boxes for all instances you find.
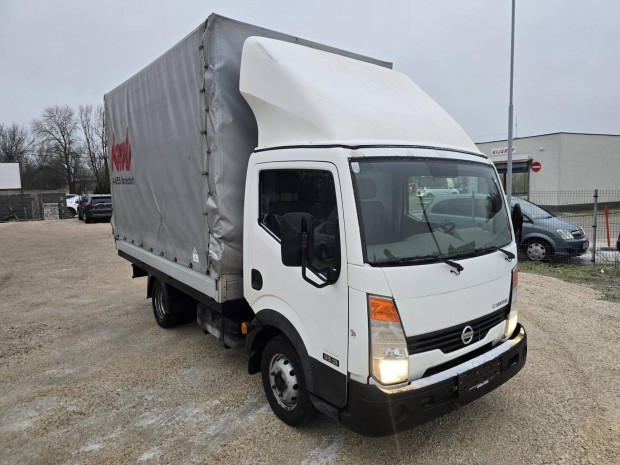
[240,37,479,154]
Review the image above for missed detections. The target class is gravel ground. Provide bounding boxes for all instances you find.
[0,220,618,465]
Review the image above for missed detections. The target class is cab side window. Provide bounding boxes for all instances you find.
[259,169,340,271]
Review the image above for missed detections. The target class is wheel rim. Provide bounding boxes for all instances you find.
[526,242,547,261]
[153,284,166,320]
[268,353,299,411]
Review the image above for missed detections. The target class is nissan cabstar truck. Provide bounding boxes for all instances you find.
[105,14,527,436]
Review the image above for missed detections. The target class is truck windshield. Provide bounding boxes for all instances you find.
[351,157,512,265]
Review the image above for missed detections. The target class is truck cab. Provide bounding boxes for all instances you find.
[239,38,526,436]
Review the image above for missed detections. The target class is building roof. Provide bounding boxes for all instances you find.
[476,132,620,145]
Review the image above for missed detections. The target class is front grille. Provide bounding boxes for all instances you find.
[406,306,509,355]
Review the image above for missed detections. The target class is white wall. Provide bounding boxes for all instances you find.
[558,134,620,191]
[477,133,620,194]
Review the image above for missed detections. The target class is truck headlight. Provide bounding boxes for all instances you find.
[503,266,518,340]
[557,229,573,240]
[368,295,409,385]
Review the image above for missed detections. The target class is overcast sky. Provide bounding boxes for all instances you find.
[1,0,619,142]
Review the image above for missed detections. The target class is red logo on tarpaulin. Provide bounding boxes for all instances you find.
[111,128,132,172]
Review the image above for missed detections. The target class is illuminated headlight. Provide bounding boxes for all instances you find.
[557,229,574,240]
[503,266,519,340]
[503,311,518,340]
[368,295,409,385]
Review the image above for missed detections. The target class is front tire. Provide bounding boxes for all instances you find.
[261,336,314,426]
[524,239,553,261]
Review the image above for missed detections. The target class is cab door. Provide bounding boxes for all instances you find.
[244,161,349,407]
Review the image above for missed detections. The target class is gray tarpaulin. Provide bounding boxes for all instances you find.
[105,14,390,278]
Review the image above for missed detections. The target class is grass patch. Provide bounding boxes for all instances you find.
[519,261,620,303]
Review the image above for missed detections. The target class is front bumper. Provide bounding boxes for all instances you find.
[339,324,527,437]
[555,239,589,257]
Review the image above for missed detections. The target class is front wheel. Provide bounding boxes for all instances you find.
[524,239,553,261]
[261,336,314,426]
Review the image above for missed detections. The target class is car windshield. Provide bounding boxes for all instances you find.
[511,198,553,219]
[351,157,512,265]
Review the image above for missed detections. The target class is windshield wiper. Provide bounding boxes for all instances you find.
[437,257,464,274]
[488,246,515,261]
[376,255,463,274]
[418,196,464,274]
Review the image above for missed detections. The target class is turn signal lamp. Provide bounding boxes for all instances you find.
[368,295,409,385]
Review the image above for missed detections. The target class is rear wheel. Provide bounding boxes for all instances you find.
[151,279,180,328]
[261,336,314,426]
[524,239,553,261]
[67,208,76,218]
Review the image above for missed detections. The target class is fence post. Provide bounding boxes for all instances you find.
[591,189,598,266]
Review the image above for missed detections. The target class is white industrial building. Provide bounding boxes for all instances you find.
[476,133,619,203]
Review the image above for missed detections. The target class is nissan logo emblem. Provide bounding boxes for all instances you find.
[461,325,474,345]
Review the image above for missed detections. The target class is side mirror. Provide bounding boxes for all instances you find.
[280,212,314,267]
[511,203,524,244]
[280,212,336,288]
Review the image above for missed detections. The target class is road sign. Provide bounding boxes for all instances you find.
[531,161,541,173]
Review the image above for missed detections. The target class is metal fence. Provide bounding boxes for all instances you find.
[516,190,620,267]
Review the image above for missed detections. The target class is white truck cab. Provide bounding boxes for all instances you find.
[242,146,524,435]
[238,37,526,435]
[107,15,526,437]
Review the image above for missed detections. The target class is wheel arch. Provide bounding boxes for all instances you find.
[522,233,557,250]
[247,309,316,394]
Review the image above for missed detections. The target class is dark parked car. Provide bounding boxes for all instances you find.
[79,194,113,223]
[511,198,589,261]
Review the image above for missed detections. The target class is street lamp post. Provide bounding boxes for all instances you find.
[506,0,515,201]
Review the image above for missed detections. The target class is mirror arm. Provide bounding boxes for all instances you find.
[300,232,335,289]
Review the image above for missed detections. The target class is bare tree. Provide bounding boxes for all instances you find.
[31,106,83,193]
[79,104,109,193]
[0,122,32,165]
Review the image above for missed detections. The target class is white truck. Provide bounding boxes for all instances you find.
[105,14,527,436]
